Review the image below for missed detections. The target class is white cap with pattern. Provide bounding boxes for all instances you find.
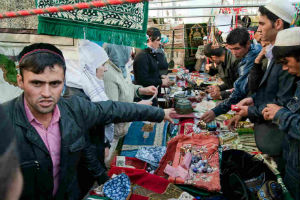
[264,0,295,24]
[275,27,300,47]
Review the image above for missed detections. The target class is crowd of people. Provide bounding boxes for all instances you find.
[0,0,299,199]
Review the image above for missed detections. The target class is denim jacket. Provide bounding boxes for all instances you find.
[273,80,300,140]
[213,44,262,116]
[273,80,300,197]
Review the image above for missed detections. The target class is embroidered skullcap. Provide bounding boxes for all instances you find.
[18,43,65,64]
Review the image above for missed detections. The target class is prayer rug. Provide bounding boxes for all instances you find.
[35,0,149,48]
[120,121,168,157]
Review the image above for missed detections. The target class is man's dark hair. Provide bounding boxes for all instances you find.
[273,45,300,63]
[226,27,250,47]
[18,43,66,77]
[147,27,161,42]
[204,43,225,57]
[259,6,290,29]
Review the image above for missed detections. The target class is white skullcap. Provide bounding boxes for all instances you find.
[264,0,295,24]
[274,27,300,47]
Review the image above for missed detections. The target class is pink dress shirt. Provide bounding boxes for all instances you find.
[24,99,61,196]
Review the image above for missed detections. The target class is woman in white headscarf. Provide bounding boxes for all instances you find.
[64,39,113,197]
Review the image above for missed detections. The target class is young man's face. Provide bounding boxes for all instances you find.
[258,15,278,43]
[148,37,161,50]
[227,42,250,59]
[17,64,64,116]
[211,55,223,65]
[280,57,300,77]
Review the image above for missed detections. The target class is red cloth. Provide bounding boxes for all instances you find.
[179,119,195,135]
[155,134,221,192]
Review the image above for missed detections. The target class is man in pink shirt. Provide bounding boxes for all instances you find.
[2,43,175,200]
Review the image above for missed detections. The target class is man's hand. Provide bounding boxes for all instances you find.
[236,106,249,117]
[105,147,110,158]
[255,46,266,64]
[163,108,176,124]
[139,86,157,96]
[237,97,254,107]
[162,77,170,87]
[262,104,283,120]
[200,110,216,123]
[227,115,242,131]
[205,64,212,71]
[137,100,153,105]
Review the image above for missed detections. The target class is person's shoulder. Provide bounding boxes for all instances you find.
[58,95,89,110]
[104,65,121,82]
[250,43,262,53]
[135,48,150,58]
[1,95,22,111]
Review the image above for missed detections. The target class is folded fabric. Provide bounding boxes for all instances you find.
[156,134,221,192]
[103,174,131,200]
[135,146,166,167]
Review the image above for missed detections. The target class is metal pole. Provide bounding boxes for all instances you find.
[0,0,145,19]
[149,14,258,18]
[149,4,264,10]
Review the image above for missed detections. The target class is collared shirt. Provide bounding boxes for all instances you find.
[24,99,61,196]
[265,44,274,69]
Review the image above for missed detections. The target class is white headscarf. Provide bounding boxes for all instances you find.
[79,40,109,102]
[66,39,114,142]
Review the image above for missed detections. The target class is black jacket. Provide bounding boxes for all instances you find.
[2,95,164,200]
[248,58,268,95]
[218,50,240,92]
[217,50,240,99]
[248,59,296,156]
[133,48,163,87]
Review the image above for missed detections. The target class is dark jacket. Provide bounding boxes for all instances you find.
[3,94,164,200]
[63,86,109,197]
[273,80,300,200]
[133,48,163,87]
[247,59,296,156]
[248,58,268,95]
[157,48,169,76]
[218,50,240,91]
[217,50,240,99]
